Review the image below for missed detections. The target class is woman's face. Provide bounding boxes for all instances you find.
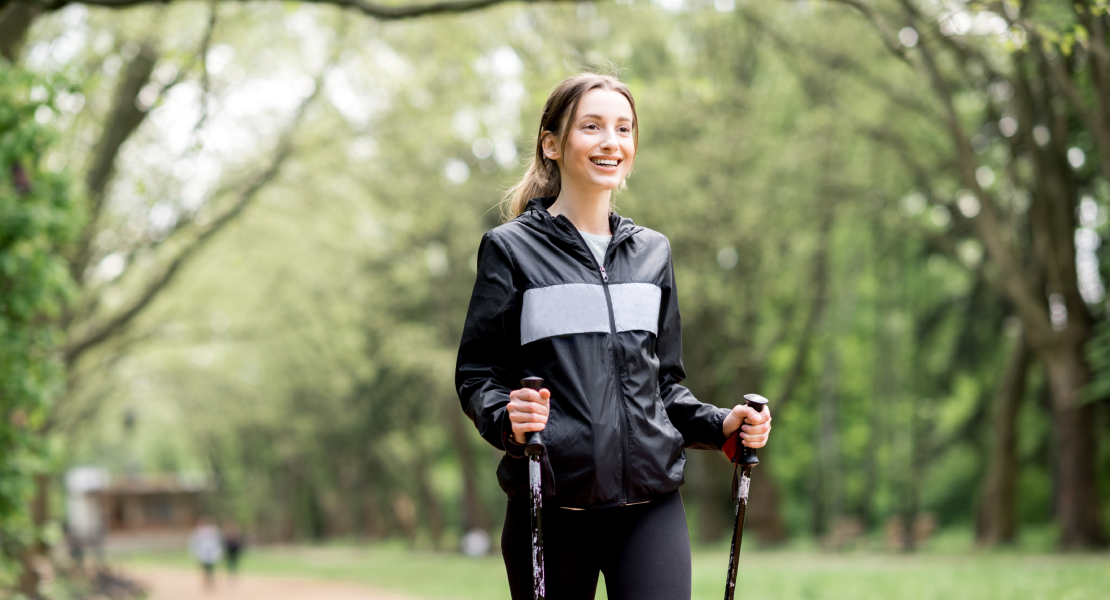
[543,88,636,193]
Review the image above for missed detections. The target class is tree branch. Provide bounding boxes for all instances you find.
[741,5,940,122]
[901,0,1004,82]
[0,2,43,61]
[38,0,573,20]
[904,25,1054,344]
[68,12,221,322]
[992,2,1110,184]
[70,43,158,284]
[821,0,914,67]
[63,60,331,366]
[189,2,218,150]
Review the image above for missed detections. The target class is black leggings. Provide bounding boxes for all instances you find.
[501,491,691,600]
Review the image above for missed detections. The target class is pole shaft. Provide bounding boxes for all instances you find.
[722,394,768,600]
[723,465,753,600]
[520,376,546,600]
[530,456,545,600]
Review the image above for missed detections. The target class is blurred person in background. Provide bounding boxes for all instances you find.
[62,520,84,570]
[223,522,245,584]
[456,72,772,600]
[188,515,223,592]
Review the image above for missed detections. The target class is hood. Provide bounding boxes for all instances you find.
[516,196,643,265]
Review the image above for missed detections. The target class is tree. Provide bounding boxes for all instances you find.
[788,0,1109,549]
[0,65,82,594]
[3,5,341,593]
[10,0,1106,573]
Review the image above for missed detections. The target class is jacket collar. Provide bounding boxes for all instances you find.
[519,196,642,248]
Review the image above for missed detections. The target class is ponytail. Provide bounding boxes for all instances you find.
[500,143,561,222]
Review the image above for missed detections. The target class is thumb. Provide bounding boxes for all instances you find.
[738,405,759,424]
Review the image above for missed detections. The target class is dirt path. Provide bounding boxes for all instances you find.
[128,566,421,600]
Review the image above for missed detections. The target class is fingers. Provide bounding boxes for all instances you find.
[741,436,768,448]
[731,404,771,448]
[509,387,550,407]
[733,404,770,425]
[508,388,551,437]
[739,421,771,448]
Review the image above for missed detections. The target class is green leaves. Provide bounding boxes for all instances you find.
[0,65,81,588]
[16,0,1107,553]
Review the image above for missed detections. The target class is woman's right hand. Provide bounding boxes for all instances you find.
[508,387,551,445]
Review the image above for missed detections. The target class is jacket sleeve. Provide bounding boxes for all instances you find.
[456,231,523,453]
[657,239,732,451]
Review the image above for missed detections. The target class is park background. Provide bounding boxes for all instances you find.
[2,0,1109,598]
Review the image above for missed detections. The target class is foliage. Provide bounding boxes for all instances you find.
[10,0,1109,562]
[0,64,82,588]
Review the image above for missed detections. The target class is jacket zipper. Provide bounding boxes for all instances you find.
[566,224,631,505]
[598,263,631,505]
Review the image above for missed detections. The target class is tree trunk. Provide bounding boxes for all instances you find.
[896,390,924,554]
[685,306,740,545]
[18,473,49,597]
[977,338,1031,546]
[412,450,445,550]
[815,339,842,540]
[745,458,788,545]
[362,489,387,539]
[860,330,890,531]
[774,214,831,411]
[0,2,41,62]
[858,407,880,530]
[690,451,718,544]
[1040,344,1105,548]
[450,409,490,533]
[694,451,730,544]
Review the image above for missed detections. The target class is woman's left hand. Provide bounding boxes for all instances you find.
[722,403,771,448]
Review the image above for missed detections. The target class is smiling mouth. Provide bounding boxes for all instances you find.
[591,158,620,167]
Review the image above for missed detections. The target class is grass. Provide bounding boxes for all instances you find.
[121,541,1110,600]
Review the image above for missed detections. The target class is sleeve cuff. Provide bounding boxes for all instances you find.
[501,414,526,458]
[710,407,732,450]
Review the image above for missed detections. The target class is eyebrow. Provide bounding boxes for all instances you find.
[578,113,634,123]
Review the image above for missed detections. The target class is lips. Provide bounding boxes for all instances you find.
[590,157,620,167]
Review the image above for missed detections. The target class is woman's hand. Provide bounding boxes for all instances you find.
[508,387,551,445]
[722,403,771,448]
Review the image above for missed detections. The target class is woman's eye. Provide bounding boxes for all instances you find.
[584,123,598,130]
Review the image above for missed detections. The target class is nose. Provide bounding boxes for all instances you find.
[599,127,617,152]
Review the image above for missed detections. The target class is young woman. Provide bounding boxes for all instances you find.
[455,73,772,600]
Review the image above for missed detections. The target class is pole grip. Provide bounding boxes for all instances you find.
[520,377,546,457]
[736,394,769,466]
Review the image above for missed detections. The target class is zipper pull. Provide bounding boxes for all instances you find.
[600,265,608,282]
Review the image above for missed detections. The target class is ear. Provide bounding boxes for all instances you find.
[540,131,560,161]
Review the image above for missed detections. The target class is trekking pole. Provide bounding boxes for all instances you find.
[519,376,546,600]
[722,393,769,600]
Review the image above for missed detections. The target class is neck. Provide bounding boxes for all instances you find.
[548,182,612,235]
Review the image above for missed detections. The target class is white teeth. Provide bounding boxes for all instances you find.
[593,159,618,166]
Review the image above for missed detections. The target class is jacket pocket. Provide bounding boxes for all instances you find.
[496,454,529,499]
[656,388,686,452]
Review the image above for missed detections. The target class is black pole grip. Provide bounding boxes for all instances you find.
[520,377,546,457]
[736,394,769,466]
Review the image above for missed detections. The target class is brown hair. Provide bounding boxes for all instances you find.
[501,73,639,222]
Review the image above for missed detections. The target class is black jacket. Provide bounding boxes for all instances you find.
[456,196,730,509]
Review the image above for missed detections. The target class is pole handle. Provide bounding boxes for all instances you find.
[520,377,546,457]
[735,394,769,466]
